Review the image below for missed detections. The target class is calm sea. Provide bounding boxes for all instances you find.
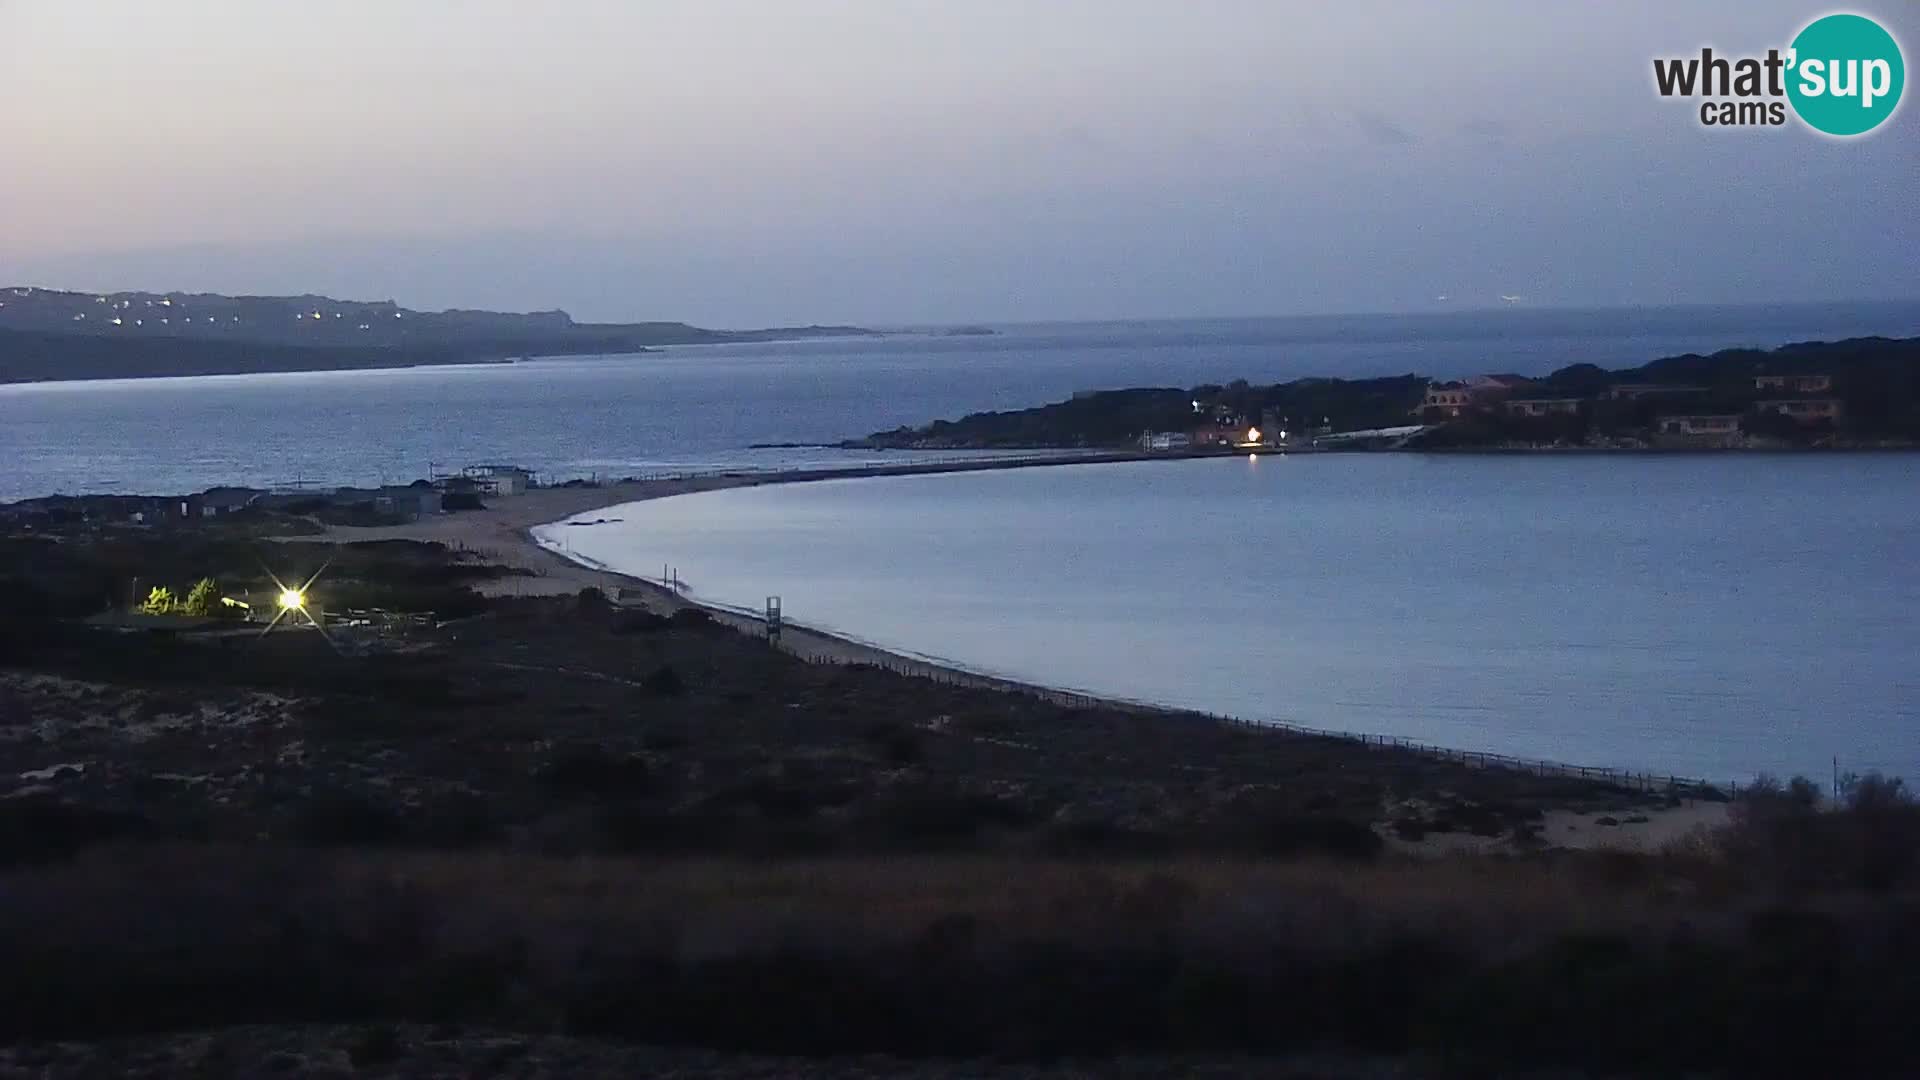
[4,300,1917,503]
[544,454,1920,785]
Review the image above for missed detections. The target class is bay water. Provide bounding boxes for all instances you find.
[545,453,1920,785]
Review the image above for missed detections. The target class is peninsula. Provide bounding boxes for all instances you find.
[0,285,875,383]
[852,336,1920,451]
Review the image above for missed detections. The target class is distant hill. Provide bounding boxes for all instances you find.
[855,337,1920,449]
[0,286,875,383]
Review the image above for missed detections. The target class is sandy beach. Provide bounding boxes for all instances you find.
[300,467,1733,843]
[303,469,1120,691]
[305,477,758,601]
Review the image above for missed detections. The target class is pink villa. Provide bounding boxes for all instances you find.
[1419,383,1473,416]
[1418,373,1534,417]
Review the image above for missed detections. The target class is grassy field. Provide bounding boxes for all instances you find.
[3,828,1918,1073]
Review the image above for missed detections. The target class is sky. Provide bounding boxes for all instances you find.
[2,1,1915,326]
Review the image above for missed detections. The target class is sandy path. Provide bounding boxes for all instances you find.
[299,478,758,602]
[1538,800,1729,850]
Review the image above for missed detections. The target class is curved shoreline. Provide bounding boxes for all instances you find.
[506,461,1734,798]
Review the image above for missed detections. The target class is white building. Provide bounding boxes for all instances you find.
[462,465,533,496]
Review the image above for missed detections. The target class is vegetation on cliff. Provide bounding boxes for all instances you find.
[0,286,874,383]
[858,336,1920,450]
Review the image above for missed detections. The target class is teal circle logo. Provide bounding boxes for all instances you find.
[1787,14,1904,136]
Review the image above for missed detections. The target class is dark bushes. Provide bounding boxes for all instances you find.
[1244,815,1382,859]
[7,851,1920,1072]
[859,719,925,764]
[611,609,670,634]
[1721,771,1920,891]
[538,746,654,797]
[1216,791,1384,860]
[286,792,409,847]
[667,608,717,632]
[852,786,1035,850]
[0,798,147,866]
[286,792,501,848]
[641,664,685,696]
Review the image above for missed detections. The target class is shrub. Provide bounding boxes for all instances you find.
[859,719,925,765]
[1723,772,1920,891]
[286,792,408,847]
[855,787,1034,850]
[611,610,670,634]
[667,608,715,631]
[412,794,506,848]
[1038,820,1174,856]
[1838,772,1920,890]
[1244,815,1383,860]
[538,746,654,797]
[0,798,147,866]
[348,1026,404,1068]
[642,664,686,696]
[1841,771,1912,814]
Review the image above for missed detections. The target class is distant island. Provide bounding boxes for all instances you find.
[0,285,875,383]
[940,325,998,336]
[850,336,1920,452]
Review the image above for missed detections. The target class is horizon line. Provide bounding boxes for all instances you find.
[4,283,1919,332]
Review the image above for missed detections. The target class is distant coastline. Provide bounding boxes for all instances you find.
[0,285,875,384]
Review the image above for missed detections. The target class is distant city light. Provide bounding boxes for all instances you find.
[111,317,123,325]
[1246,427,1262,443]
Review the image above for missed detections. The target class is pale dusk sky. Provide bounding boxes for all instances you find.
[2,1,1914,325]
